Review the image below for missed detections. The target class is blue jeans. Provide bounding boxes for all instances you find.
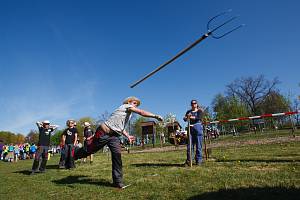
[187,124,203,163]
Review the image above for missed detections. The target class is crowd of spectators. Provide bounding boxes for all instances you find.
[0,142,60,162]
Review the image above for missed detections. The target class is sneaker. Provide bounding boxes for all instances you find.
[113,182,130,189]
[30,171,36,175]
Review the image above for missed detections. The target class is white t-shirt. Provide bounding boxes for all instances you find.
[104,104,133,135]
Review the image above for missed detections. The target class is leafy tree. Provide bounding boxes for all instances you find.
[16,134,25,144]
[0,132,25,144]
[51,130,64,145]
[131,116,146,137]
[259,91,290,114]
[212,94,249,120]
[0,131,20,144]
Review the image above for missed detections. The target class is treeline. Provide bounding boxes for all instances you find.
[208,75,300,132]
[0,131,25,144]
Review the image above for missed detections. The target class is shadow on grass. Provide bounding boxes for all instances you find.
[45,164,60,169]
[13,164,60,175]
[14,170,32,175]
[132,163,184,167]
[216,159,300,163]
[52,175,113,187]
[187,186,300,200]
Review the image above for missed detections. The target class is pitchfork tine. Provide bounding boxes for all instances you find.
[207,9,244,39]
[212,24,245,39]
[209,16,238,33]
[206,10,233,31]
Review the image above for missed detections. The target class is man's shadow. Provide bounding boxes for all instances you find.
[13,165,70,176]
[14,170,32,175]
[52,175,113,187]
[132,163,184,167]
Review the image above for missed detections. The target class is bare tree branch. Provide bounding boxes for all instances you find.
[226,75,280,115]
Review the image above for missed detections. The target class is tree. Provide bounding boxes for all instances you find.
[16,134,25,144]
[259,91,290,114]
[26,130,39,144]
[0,131,26,144]
[227,75,280,115]
[212,94,249,120]
[51,130,64,145]
[0,131,17,144]
[131,116,146,137]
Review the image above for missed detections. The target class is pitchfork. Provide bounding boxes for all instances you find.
[130,9,244,88]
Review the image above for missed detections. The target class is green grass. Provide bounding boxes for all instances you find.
[211,129,298,143]
[0,132,299,200]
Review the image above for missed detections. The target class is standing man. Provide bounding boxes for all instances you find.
[183,100,204,166]
[61,120,78,169]
[31,120,58,174]
[83,122,95,164]
[74,96,163,189]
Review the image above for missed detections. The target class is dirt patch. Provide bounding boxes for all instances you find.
[247,166,280,172]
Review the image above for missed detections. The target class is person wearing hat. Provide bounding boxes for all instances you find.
[74,96,163,189]
[31,120,58,174]
[61,120,78,169]
[82,122,95,164]
[183,100,204,166]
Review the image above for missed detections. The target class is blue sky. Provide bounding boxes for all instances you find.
[0,0,299,134]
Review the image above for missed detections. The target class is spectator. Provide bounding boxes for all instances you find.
[30,143,37,159]
[183,99,204,166]
[0,141,4,160]
[3,145,8,161]
[24,143,30,159]
[8,144,15,162]
[61,120,78,169]
[31,120,58,175]
[83,122,95,164]
[19,144,24,160]
[14,144,20,162]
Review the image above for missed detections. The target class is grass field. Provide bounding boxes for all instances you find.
[1,131,299,200]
